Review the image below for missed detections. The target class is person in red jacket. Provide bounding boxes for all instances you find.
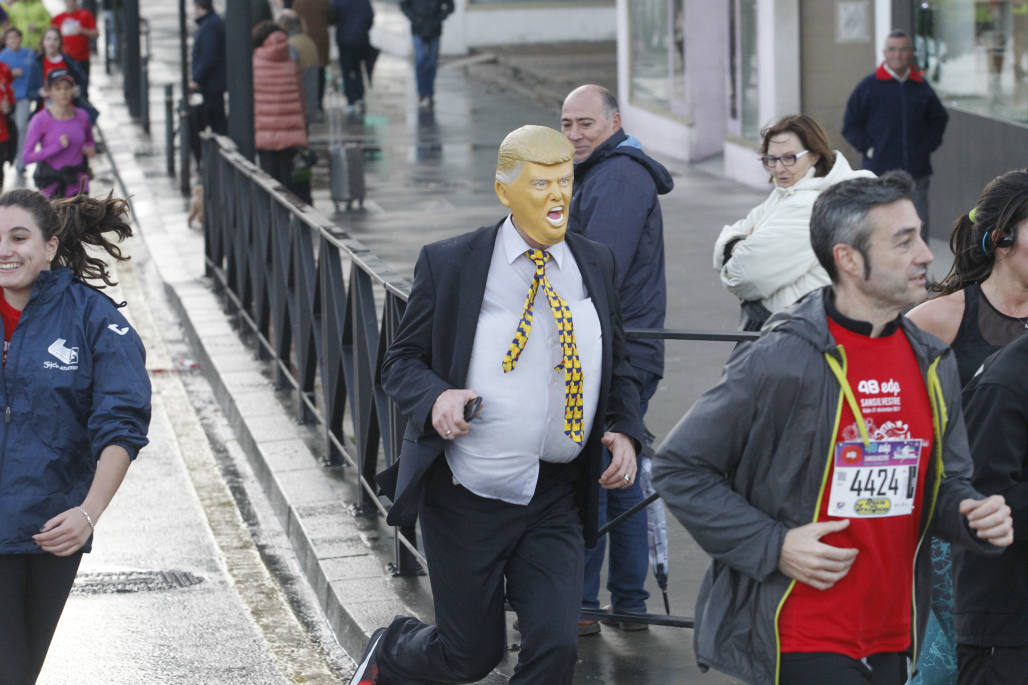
[0,62,14,188]
[252,20,310,204]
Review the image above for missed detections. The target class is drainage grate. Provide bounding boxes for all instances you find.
[72,570,205,595]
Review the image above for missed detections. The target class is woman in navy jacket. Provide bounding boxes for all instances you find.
[0,189,150,685]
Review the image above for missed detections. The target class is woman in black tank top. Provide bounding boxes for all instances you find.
[908,169,1028,368]
[950,282,1028,384]
[906,169,1028,684]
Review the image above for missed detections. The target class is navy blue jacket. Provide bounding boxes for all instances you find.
[191,11,226,96]
[0,269,151,554]
[333,0,374,46]
[842,64,948,179]
[399,0,454,38]
[568,129,672,379]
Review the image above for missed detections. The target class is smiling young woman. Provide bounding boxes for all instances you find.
[0,189,150,685]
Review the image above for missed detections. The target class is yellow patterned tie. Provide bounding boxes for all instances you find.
[502,249,584,445]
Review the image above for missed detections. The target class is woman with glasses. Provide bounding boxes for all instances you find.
[713,114,873,330]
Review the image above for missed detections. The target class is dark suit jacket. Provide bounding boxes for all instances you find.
[377,220,646,547]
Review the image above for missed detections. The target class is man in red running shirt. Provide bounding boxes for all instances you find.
[652,171,1013,685]
[50,0,96,82]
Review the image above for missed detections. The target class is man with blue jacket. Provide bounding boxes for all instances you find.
[399,0,454,109]
[561,84,672,633]
[188,0,226,163]
[843,30,948,240]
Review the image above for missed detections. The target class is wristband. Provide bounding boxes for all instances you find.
[76,506,95,531]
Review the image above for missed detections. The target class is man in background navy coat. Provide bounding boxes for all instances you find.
[843,29,948,240]
[332,0,374,109]
[561,83,672,633]
[399,0,453,108]
[188,0,226,162]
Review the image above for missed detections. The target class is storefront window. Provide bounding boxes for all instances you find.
[629,0,686,116]
[729,0,759,140]
[916,0,1028,124]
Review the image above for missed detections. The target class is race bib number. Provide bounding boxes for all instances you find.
[61,18,82,35]
[828,439,921,518]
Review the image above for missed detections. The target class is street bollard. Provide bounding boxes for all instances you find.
[123,0,141,119]
[103,9,113,75]
[140,18,151,134]
[165,84,175,177]
[179,98,191,196]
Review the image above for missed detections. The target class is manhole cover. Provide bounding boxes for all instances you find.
[72,570,205,595]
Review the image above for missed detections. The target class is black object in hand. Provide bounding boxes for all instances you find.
[463,396,482,422]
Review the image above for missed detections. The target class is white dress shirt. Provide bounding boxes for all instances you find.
[445,217,603,505]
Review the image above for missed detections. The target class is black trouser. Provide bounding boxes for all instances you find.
[80,59,91,100]
[337,41,366,105]
[780,651,908,685]
[0,553,83,685]
[257,148,312,204]
[317,65,325,110]
[189,94,227,165]
[958,644,1028,684]
[376,459,584,685]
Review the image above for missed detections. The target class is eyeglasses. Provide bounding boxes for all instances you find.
[760,150,810,169]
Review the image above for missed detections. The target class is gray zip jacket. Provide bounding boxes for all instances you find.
[652,288,996,685]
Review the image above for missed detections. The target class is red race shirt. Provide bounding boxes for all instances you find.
[0,289,21,365]
[0,62,12,142]
[52,10,96,64]
[42,55,70,84]
[778,319,933,659]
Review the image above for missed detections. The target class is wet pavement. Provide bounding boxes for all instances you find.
[31,148,349,683]
[27,1,959,682]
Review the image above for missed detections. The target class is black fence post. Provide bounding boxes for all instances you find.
[179,98,191,196]
[177,0,190,195]
[165,84,175,176]
[103,4,114,74]
[225,2,255,162]
[140,18,150,135]
[122,0,140,118]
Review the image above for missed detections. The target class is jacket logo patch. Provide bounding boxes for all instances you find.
[48,338,79,365]
[108,324,129,336]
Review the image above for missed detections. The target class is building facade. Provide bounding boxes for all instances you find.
[617,0,1028,239]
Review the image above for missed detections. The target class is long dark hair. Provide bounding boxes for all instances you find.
[935,169,1028,296]
[40,26,62,56]
[0,189,133,288]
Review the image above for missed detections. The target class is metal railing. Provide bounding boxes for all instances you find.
[201,132,759,626]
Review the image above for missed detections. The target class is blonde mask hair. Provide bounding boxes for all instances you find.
[495,125,574,185]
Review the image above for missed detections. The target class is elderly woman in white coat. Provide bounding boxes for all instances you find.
[714,114,874,330]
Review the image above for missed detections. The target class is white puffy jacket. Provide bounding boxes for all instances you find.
[713,152,874,314]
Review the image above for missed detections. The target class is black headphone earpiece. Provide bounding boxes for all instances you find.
[994,230,1015,249]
